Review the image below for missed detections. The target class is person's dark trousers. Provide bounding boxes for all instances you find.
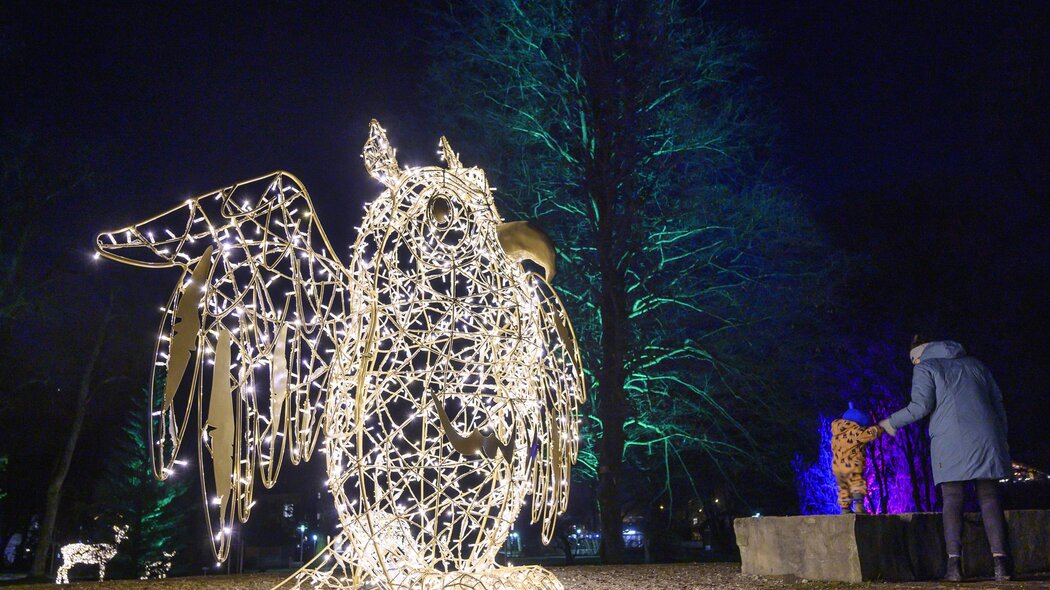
[941,479,1009,557]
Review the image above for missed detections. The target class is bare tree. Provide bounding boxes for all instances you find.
[0,132,91,330]
[30,300,113,577]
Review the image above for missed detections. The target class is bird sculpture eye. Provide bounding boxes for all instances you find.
[428,193,453,228]
[425,190,467,249]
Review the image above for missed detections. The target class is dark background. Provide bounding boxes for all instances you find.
[2,0,1047,561]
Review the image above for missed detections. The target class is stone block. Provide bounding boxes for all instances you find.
[734,510,1050,582]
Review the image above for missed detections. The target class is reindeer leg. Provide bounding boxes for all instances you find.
[99,561,106,582]
[56,564,69,584]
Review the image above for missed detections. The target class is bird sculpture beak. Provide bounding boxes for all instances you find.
[95,200,196,268]
[496,221,556,282]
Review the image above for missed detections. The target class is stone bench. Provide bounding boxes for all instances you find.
[734,510,1049,582]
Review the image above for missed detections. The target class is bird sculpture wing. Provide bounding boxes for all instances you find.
[527,275,586,543]
[96,172,352,561]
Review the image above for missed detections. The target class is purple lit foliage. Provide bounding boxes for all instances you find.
[794,339,936,515]
[864,392,936,514]
[849,340,936,514]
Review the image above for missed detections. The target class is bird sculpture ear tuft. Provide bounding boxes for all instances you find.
[439,136,462,169]
[364,119,400,188]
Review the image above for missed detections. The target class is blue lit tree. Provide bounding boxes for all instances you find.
[429,0,835,561]
[790,416,839,515]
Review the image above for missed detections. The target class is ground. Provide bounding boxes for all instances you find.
[3,563,1047,589]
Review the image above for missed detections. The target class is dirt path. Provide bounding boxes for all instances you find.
[5,562,1047,589]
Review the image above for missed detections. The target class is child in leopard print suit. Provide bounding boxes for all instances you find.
[831,404,883,514]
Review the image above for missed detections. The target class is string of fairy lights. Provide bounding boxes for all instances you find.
[94,121,584,590]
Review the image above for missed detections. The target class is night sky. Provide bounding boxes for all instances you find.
[2,0,1048,526]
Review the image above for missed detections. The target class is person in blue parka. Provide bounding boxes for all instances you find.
[879,335,1011,582]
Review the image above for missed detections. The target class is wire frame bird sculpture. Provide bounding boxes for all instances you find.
[95,121,585,590]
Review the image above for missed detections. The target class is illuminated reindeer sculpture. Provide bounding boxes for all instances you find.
[140,551,176,580]
[55,525,129,584]
[93,121,585,589]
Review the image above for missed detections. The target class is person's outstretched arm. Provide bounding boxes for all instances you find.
[880,364,935,436]
[857,424,883,443]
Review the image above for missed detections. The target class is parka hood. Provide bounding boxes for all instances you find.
[921,340,967,361]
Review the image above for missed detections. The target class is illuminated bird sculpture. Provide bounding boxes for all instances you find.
[95,121,585,590]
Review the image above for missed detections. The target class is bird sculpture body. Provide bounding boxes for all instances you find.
[95,122,584,590]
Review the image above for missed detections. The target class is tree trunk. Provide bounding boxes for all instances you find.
[29,301,112,577]
[597,400,625,563]
[595,209,629,564]
[580,0,633,564]
[901,429,924,512]
[555,526,576,566]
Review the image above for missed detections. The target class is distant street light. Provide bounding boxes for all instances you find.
[298,524,307,563]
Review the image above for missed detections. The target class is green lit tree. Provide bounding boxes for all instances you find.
[430,0,833,561]
[96,380,191,578]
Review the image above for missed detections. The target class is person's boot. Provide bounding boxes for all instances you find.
[851,494,867,515]
[993,555,1011,582]
[944,555,962,582]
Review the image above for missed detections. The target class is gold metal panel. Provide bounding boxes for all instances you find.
[496,221,557,281]
[162,245,213,410]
